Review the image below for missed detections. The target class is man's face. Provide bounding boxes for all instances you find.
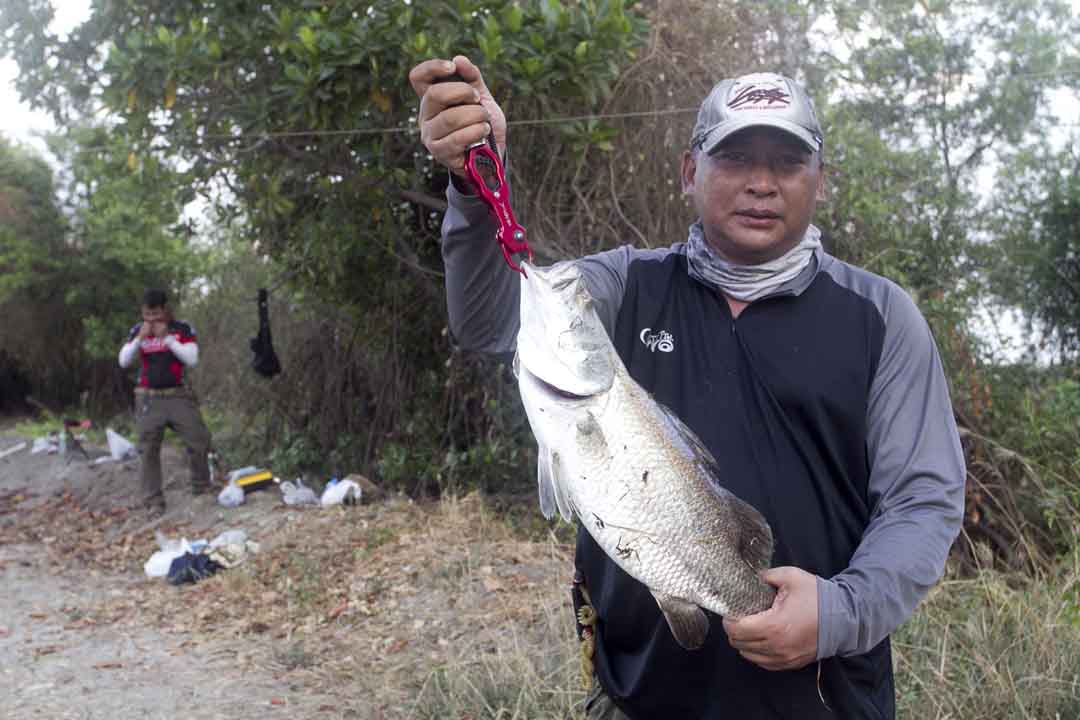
[681,127,825,265]
[141,305,167,325]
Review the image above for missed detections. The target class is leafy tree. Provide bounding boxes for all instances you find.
[812,0,1079,300]
[985,144,1080,359]
[0,135,77,406]
[0,0,647,302]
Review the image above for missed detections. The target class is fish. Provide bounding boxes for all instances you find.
[514,260,776,650]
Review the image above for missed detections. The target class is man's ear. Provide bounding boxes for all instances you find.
[681,150,697,195]
[815,158,827,202]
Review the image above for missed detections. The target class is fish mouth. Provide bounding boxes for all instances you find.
[532,373,590,400]
[514,355,592,401]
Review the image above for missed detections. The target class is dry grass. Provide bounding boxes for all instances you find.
[894,551,1080,719]
[158,492,583,718]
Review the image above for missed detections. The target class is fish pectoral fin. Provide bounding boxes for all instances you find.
[537,445,574,522]
[537,445,557,520]
[652,591,709,650]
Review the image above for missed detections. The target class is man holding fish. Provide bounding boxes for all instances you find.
[410,56,964,720]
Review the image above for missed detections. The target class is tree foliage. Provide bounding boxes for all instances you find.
[1,0,647,301]
[984,145,1080,359]
[812,0,1079,299]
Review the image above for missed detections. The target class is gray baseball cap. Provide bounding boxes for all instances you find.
[690,72,823,154]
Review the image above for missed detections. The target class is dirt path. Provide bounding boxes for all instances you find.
[0,429,580,720]
[1,542,348,720]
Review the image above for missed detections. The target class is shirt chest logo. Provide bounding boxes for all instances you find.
[141,337,172,353]
[639,328,674,353]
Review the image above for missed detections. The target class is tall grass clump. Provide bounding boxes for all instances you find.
[411,599,584,719]
[894,553,1080,718]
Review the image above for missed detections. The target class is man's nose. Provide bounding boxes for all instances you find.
[745,162,778,195]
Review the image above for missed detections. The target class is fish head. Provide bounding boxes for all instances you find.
[516,260,615,398]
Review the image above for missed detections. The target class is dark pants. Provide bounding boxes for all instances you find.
[585,679,632,720]
[135,389,212,509]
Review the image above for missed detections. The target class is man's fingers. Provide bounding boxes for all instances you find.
[450,55,486,86]
[760,566,799,588]
[421,98,487,140]
[420,102,492,173]
[408,58,458,98]
[722,610,776,644]
[426,125,493,173]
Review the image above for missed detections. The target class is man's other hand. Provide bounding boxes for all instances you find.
[409,55,506,178]
[151,322,169,339]
[137,322,153,340]
[723,566,819,671]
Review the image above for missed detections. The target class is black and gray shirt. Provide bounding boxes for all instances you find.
[441,183,965,719]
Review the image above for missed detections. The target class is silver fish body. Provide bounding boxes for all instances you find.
[515,260,775,650]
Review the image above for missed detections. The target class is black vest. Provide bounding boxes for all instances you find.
[576,252,895,719]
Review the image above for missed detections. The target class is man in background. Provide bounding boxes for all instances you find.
[118,288,212,515]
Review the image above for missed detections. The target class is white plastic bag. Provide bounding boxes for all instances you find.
[281,478,318,506]
[144,531,194,578]
[217,482,244,508]
[209,528,248,548]
[105,428,136,460]
[31,436,57,454]
[320,479,361,507]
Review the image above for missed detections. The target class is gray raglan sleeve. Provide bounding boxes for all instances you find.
[441,177,634,350]
[815,284,966,659]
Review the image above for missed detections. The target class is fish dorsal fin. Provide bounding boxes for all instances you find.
[653,398,775,570]
[537,444,574,522]
[652,399,724,480]
[652,590,709,650]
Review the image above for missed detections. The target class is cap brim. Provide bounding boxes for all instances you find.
[699,118,821,154]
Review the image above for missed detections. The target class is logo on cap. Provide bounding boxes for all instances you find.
[728,82,791,111]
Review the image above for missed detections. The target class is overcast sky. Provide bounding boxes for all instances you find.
[0,0,91,155]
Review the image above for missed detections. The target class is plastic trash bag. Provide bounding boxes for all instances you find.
[105,428,136,460]
[321,478,361,507]
[281,478,318,506]
[144,531,195,578]
[217,480,244,508]
[209,529,248,548]
[31,436,57,454]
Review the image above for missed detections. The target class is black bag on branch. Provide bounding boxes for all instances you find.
[249,288,282,378]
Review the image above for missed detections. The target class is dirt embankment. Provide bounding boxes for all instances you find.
[0,429,578,720]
